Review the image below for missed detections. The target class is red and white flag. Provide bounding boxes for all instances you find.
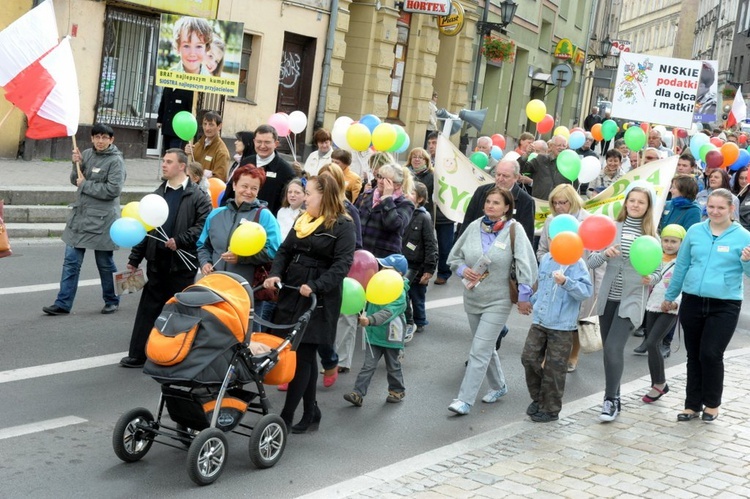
[726,86,747,129]
[25,37,80,139]
[0,0,59,116]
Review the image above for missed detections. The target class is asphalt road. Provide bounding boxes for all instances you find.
[2,241,750,497]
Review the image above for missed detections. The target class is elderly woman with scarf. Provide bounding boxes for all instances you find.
[356,163,415,258]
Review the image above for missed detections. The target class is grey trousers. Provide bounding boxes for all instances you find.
[353,344,405,397]
[335,313,359,369]
[600,300,635,399]
[457,312,508,406]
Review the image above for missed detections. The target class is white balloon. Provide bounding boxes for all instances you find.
[503,151,521,163]
[288,110,308,134]
[578,156,602,184]
[138,193,169,228]
[688,123,701,136]
[653,125,668,137]
[332,116,354,150]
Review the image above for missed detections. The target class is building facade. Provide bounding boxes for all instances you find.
[693,0,739,88]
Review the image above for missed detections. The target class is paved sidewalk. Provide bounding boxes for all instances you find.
[0,157,162,188]
[304,349,750,498]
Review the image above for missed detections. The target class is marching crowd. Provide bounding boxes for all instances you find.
[43,111,750,432]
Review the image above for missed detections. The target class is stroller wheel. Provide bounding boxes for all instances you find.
[249,414,286,469]
[113,408,155,462]
[187,428,228,486]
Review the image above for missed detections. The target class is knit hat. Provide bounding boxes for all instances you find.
[661,224,686,240]
[377,254,408,276]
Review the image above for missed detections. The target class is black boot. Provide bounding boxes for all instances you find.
[291,401,321,434]
[633,331,648,355]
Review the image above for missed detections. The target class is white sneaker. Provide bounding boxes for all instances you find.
[481,386,508,403]
[448,399,470,415]
[404,324,415,343]
[599,398,619,422]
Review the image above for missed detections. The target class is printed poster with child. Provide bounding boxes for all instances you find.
[156,14,243,96]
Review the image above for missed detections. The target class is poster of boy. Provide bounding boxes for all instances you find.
[156,14,243,96]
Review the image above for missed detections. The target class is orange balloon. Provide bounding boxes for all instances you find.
[549,231,584,265]
[720,142,740,168]
[208,177,226,208]
[591,123,604,142]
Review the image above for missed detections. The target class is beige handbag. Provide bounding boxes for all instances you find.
[578,315,602,353]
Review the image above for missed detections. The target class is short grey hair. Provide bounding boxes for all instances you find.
[496,159,520,175]
[379,163,404,184]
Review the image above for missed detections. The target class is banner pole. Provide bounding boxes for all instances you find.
[71,135,83,181]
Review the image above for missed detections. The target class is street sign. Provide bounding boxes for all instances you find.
[551,64,573,88]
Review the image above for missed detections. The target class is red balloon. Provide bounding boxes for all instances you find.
[710,137,724,148]
[675,128,688,139]
[491,133,506,149]
[640,122,650,133]
[347,249,378,288]
[705,150,724,170]
[740,134,748,145]
[578,215,617,251]
[537,114,554,134]
[550,232,585,265]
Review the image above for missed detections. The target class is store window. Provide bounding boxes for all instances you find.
[96,9,160,128]
[387,12,411,120]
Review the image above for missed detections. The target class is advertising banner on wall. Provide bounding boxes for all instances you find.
[155,14,243,96]
[612,52,703,128]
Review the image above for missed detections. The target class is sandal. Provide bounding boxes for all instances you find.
[642,384,669,403]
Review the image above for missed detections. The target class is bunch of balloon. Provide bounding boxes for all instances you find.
[268,111,308,163]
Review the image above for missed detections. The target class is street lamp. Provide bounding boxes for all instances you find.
[586,35,612,63]
[476,0,518,35]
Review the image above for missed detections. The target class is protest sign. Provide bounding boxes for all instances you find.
[156,14,243,96]
[693,60,719,123]
[612,53,702,128]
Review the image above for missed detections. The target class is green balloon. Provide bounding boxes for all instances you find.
[390,125,407,152]
[528,152,538,161]
[556,149,581,181]
[470,151,489,169]
[340,277,366,315]
[602,119,619,141]
[624,127,646,151]
[699,143,716,162]
[172,111,198,141]
[629,235,663,276]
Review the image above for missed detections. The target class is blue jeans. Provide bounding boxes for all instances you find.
[435,223,455,280]
[55,245,118,311]
[405,282,428,326]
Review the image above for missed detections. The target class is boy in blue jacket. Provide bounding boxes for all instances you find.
[521,253,593,422]
[344,254,410,406]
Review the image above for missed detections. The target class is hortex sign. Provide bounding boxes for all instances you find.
[403,0,451,15]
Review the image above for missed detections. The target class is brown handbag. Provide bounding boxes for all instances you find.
[0,200,11,258]
[508,221,519,303]
[251,206,278,302]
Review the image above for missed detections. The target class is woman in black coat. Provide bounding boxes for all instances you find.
[264,174,356,433]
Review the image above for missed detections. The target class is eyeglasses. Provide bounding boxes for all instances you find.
[375,174,385,180]
[645,156,659,160]
[552,200,570,206]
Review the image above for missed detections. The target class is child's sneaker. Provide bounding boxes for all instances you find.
[404,323,415,343]
[343,392,363,407]
[386,390,405,403]
[397,349,405,361]
[415,325,425,334]
[599,398,619,422]
[277,383,288,391]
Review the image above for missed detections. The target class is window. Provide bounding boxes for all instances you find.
[96,9,160,128]
[388,13,411,120]
[236,32,259,102]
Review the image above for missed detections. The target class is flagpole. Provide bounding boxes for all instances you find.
[0,105,15,130]
[71,135,83,181]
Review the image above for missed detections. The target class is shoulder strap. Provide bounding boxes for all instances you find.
[253,205,266,223]
[509,221,516,259]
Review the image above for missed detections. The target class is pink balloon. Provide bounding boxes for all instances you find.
[347,249,379,288]
[268,113,290,137]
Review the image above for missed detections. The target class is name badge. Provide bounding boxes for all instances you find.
[266,171,277,178]
[92,168,101,173]
[494,241,507,250]
[622,232,636,241]
[718,245,730,253]
[175,99,182,104]
[406,242,417,251]
[205,155,213,161]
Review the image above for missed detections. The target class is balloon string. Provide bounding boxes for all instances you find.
[175,249,197,271]
[286,135,296,162]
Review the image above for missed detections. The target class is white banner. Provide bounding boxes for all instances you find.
[612,53,702,128]
[433,133,493,223]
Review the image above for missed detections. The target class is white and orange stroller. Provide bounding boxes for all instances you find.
[112,272,315,486]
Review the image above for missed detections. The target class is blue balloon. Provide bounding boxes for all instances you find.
[110,217,147,247]
[396,134,411,154]
[359,114,381,133]
[729,149,750,171]
[689,133,709,159]
[218,190,225,206]
[568,130,586,150]
[549,214,580,238]
[490,145,504,160]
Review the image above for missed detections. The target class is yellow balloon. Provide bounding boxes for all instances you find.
[365,269,404,305]
[121,201,154,231]
[525,99,546,123]
[228,222,267,257]
[371,123,397,152]
[346,123,372,152]
[553,126,571,139]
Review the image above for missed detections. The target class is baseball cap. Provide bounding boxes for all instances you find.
[377,254,408,276]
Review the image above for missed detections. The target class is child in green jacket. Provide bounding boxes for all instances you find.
[344,254,410,406]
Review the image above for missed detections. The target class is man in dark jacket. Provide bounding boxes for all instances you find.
[248,124,296,215]
[43,124,125,316]
[459,159,535,242]
[520,135,575,200]
[119,149,212,368]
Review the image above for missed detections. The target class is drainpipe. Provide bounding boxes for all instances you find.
[315,0,339,129]
[575,0,599,122]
